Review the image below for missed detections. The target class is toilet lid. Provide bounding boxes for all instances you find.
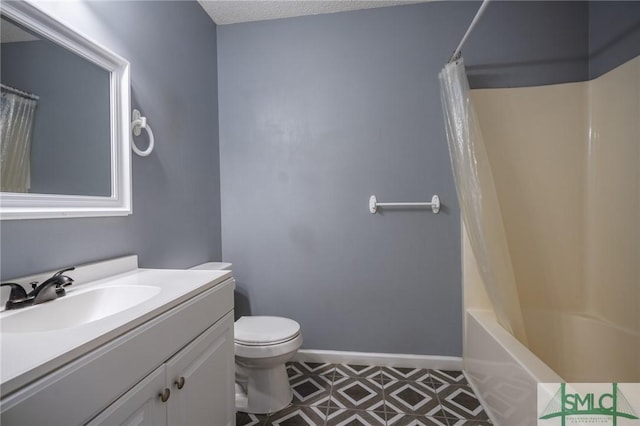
[235,316,301,345]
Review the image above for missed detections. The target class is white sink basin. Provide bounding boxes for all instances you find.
[1,258,232,398]
[1,285,161,333]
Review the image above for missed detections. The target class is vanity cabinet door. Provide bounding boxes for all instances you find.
[166,311,235,426]
[86,365,168,426]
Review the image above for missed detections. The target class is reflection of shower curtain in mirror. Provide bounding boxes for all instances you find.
[1,91,37,193]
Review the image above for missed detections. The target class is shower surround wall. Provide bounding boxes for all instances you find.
[0,1,221,280]
[459,5,639,424]
[217,1,588,355]
[467,1,640,383]
[472,56,640,382]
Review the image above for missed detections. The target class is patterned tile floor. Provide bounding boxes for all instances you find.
[236,362,491,426]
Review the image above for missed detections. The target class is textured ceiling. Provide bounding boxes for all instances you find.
[197,1,426,25]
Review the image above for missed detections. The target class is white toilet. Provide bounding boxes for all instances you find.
[190,262,303,414]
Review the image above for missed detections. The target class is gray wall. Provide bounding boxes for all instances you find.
[0,1,220,280]
[464,1,588,88]
[217,1,589,355]
[588,1,640,79]
[2,39,111,196]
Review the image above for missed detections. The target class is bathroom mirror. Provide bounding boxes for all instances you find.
[0,1,131,220]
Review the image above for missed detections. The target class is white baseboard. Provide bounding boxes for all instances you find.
[293,349,462,370]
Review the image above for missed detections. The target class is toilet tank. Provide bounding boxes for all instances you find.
[190,262,232,271]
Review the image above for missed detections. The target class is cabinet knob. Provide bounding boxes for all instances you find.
[159,388,171,403]
[175,376,186,390]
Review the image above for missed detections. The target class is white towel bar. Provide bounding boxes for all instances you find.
[369,195,440,214]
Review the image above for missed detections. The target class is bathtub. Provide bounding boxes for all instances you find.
[464,309,640,426]
[464,309,562,426]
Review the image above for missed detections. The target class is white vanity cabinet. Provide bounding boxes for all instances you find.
[166,312,234,426]
[88,365,167,426]
[0,273,236,426]
[88,312,235,426]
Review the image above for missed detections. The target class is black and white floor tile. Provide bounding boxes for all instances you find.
[290,374,333,406]
[383,381,444,418]
[380,367,430,383]
[330,377,386,411]
[237,363,491,426]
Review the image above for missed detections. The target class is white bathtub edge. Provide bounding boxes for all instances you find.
[468,309,562,383]
[464,309,563,426]
[462,369,500,425]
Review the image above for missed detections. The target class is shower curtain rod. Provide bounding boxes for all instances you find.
[448,0,491,63]
[0,83,39,100]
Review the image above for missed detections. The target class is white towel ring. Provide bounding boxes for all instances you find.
[131,109,154,157]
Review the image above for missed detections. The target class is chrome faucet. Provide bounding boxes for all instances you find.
[1,267,75,310]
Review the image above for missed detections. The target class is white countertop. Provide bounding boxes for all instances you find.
[0,260,231,398]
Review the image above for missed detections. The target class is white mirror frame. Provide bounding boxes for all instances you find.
[0,1,131,220]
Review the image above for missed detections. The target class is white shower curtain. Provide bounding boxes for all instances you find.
[439,58,528,344]
[1,91,37,193]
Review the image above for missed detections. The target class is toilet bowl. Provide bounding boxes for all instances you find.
[190,262,303,415]
[235,316,302,414]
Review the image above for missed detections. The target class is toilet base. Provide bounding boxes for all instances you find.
[235,363,293,414]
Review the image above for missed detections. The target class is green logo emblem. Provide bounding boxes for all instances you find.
[539,383,639,426]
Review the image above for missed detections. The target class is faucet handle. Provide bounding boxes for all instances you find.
[53,267,75,278]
